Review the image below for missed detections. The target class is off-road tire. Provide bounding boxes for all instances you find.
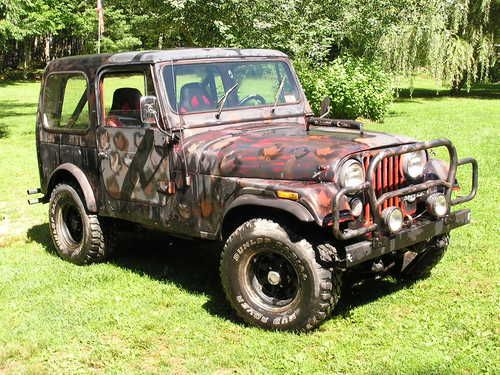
[49,183,116,265]
[397,234,450,281]
[220,218,341,332]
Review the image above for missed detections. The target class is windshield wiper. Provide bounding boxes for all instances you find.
[271,77,286,114]
[216,83,239,119]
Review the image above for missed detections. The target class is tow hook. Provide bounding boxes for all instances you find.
[404,214,413,227]
[371,260,396,273]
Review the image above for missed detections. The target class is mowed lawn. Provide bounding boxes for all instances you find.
[0,79,499,375]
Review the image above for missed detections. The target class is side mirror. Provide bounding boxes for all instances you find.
[319,97,331,118]
[140,96,159,125]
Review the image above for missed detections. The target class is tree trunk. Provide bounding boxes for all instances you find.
[45,35,51,63]
[23,39,32,69]
[450,73,467,95]
[158,33,163,49]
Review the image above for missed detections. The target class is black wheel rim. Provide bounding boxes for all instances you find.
[245,251,300,309]
[57,198,83,247]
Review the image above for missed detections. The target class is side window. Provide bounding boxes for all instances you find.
[43,73,89,130]
[101,71,152,128]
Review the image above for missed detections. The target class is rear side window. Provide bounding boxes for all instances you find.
[43,72,89,130]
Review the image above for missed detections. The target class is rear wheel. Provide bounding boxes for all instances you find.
[49,183,116,265]
[220,218,341,331]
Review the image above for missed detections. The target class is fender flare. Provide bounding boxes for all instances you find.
[48,163,97,212]
[223,194,315,223]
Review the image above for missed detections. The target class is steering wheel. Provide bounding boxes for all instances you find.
[239,94,266,106]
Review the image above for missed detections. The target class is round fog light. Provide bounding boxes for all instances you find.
[427,193,448,218]
[382,207,403,233]
[350,198,363,217]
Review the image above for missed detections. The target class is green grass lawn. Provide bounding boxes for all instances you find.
[0,79,499,374]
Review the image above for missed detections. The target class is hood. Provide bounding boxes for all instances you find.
[182,123,415,181]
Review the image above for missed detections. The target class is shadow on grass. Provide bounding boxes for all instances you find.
[27,222,413,327]
[0,100,38,120]
[27,223,235,320]
[0,80,39,88]
[335,277,412,318]
[396,82,499,101]
[0,123,8,138]
[0,100,38,138]
[27,223,57,255]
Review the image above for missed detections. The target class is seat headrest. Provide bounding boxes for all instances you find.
[179,82,213,113]
[110,87,142,112]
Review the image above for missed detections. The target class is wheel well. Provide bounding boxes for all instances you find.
[47,170,77,195]
[221,205,316,240]
[47,170,87,209]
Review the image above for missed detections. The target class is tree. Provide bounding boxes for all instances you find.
[367,0,498,91]
[0,0,497,90]
[0,0,141,71]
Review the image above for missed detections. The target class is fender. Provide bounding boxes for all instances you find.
[224,194,315,223]
[47,163,97,212]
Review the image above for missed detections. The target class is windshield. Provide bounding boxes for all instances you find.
[162,60,300,114]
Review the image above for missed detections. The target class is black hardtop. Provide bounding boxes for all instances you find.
[45,48,288,74]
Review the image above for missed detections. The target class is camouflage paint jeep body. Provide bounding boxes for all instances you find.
[29,49,478,331]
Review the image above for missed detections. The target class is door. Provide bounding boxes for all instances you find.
[96,68,172,207]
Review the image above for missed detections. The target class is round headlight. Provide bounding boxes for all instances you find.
[401,150,426,179]
[426,193,448,218]
[382,207,403,233]
[339,160,365,189]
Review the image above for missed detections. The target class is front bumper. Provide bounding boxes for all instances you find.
[344,208,471,267]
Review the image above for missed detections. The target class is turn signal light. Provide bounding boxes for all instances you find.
[276,191,299,201]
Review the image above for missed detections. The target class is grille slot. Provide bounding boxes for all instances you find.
[362,154,407,224]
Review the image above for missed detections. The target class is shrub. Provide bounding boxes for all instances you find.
[0,68,44,81]
[294,57,393,121]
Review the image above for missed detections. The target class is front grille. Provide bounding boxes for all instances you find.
[362,154,413,223]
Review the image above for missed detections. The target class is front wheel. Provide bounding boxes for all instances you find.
[49,183,116,265]
[220,219,341,331]
[396,234,450,281]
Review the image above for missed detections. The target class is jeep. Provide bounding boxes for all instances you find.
[28,49,477,331]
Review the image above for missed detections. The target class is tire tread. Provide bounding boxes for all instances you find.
[220,218,341,332]
[49,183,116,265]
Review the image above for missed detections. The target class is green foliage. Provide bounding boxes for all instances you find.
[0,0,497,92]
[0,67,43,81]
[91,7,141,53]
[116,0,337,62]
[371,0,498,90]
[0,0,142,68]
[295,57,393,120]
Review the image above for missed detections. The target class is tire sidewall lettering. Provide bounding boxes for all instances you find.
[236,295,299,326]
[229,236,313,328]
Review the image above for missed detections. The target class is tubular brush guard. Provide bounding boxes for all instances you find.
[332,138,478,241]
